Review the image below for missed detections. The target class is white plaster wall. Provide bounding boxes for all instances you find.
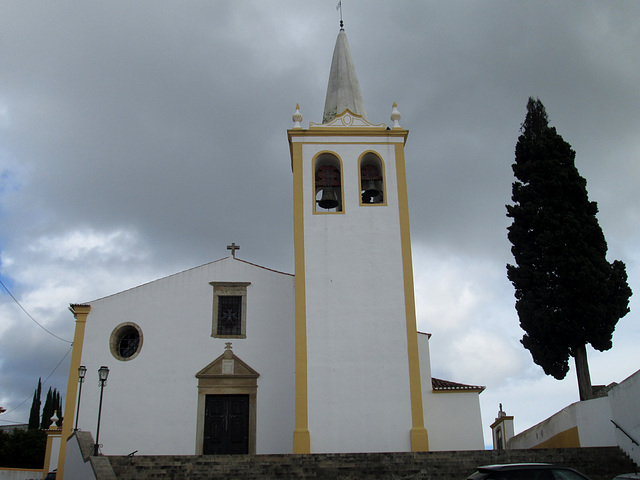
[423,391,485,451]
[610,370,640,465]
[575,397,615,447]
[302,138,414,452]
[43,434,61,474]
[74,257,295,455]
[417,332,432,381]
[418,334,485,451]
[504,419,515,442]
[492,420,515,450]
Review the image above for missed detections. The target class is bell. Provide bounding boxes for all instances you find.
[361,179,380,203]
[318,187,339,209]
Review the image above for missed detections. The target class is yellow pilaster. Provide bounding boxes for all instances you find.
[395,142,429,451]
[57,304,91,479]
[290,139,311,454]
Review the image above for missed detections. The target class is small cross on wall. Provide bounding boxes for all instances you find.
[227,242,240,258]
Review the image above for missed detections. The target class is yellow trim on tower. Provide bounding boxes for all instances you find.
[57,304,91,479]
[288,127,408,141]
[291,141,311,453]
[395,142,429,452]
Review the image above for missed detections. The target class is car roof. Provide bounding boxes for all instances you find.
[476,464,564,472]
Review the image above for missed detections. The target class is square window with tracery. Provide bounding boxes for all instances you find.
[211,282,250,338]
[217,296,242,335]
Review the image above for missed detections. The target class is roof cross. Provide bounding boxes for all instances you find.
[227,242,240,258]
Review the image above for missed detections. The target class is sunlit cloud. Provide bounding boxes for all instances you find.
[27,228,146,263]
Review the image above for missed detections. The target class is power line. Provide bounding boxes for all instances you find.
[0,278,72,344]
[42,345,73,384]
[0,345,73,420]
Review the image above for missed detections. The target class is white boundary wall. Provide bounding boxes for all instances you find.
[0,469,43,480]
[63,433,96,480]
[509,369,640,465]
[610,370,640,465]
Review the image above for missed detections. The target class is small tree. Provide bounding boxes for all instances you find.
[506,98,632,400]
[0,429,46,468]
[41,387,63,429]
[27,378,42,430]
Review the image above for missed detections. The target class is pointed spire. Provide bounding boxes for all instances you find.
[322,29,367,124]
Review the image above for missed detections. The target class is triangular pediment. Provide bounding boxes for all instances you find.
[310,109,386,129]
[196,351,259,379]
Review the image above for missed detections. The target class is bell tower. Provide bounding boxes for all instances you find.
[288,27,428,454]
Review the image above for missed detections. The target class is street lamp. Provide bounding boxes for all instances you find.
[93,366,109,455]
[74,365,87,431]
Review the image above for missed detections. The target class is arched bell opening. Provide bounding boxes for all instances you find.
[359,153,384,204]
[314,153,343,212]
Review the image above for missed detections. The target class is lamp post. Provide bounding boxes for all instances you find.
[74,365,87,431]
[93,366,109,455]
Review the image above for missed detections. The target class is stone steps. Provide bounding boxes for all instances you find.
[105,447,637,480]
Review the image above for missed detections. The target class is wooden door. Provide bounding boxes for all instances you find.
[203,394,249,454]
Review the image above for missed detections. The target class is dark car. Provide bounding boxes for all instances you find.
[467,463,591,480]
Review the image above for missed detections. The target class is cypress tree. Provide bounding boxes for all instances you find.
[55,389,63,427]
[506,98,632,400]
[27,378,41,430]
[41,387,53,429]
[40,387,63,429]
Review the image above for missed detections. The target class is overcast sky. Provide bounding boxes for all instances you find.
[1,1,639,447]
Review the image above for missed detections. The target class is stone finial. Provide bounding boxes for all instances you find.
[50,410,59,429]
[391,102,401,129]
[292,103,303,129]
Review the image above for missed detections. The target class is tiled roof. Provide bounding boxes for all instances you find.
[432,377,485,392]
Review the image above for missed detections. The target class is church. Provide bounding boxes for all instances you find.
[57,25,485,475]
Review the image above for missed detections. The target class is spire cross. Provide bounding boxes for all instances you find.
[336,1,343,29]
[227,242,240,258]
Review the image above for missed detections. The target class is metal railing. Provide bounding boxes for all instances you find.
[611,419,639,446]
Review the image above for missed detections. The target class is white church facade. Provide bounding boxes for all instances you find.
[57,26,485,476]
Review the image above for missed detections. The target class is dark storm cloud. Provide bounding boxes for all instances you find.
[1,1,639,442]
